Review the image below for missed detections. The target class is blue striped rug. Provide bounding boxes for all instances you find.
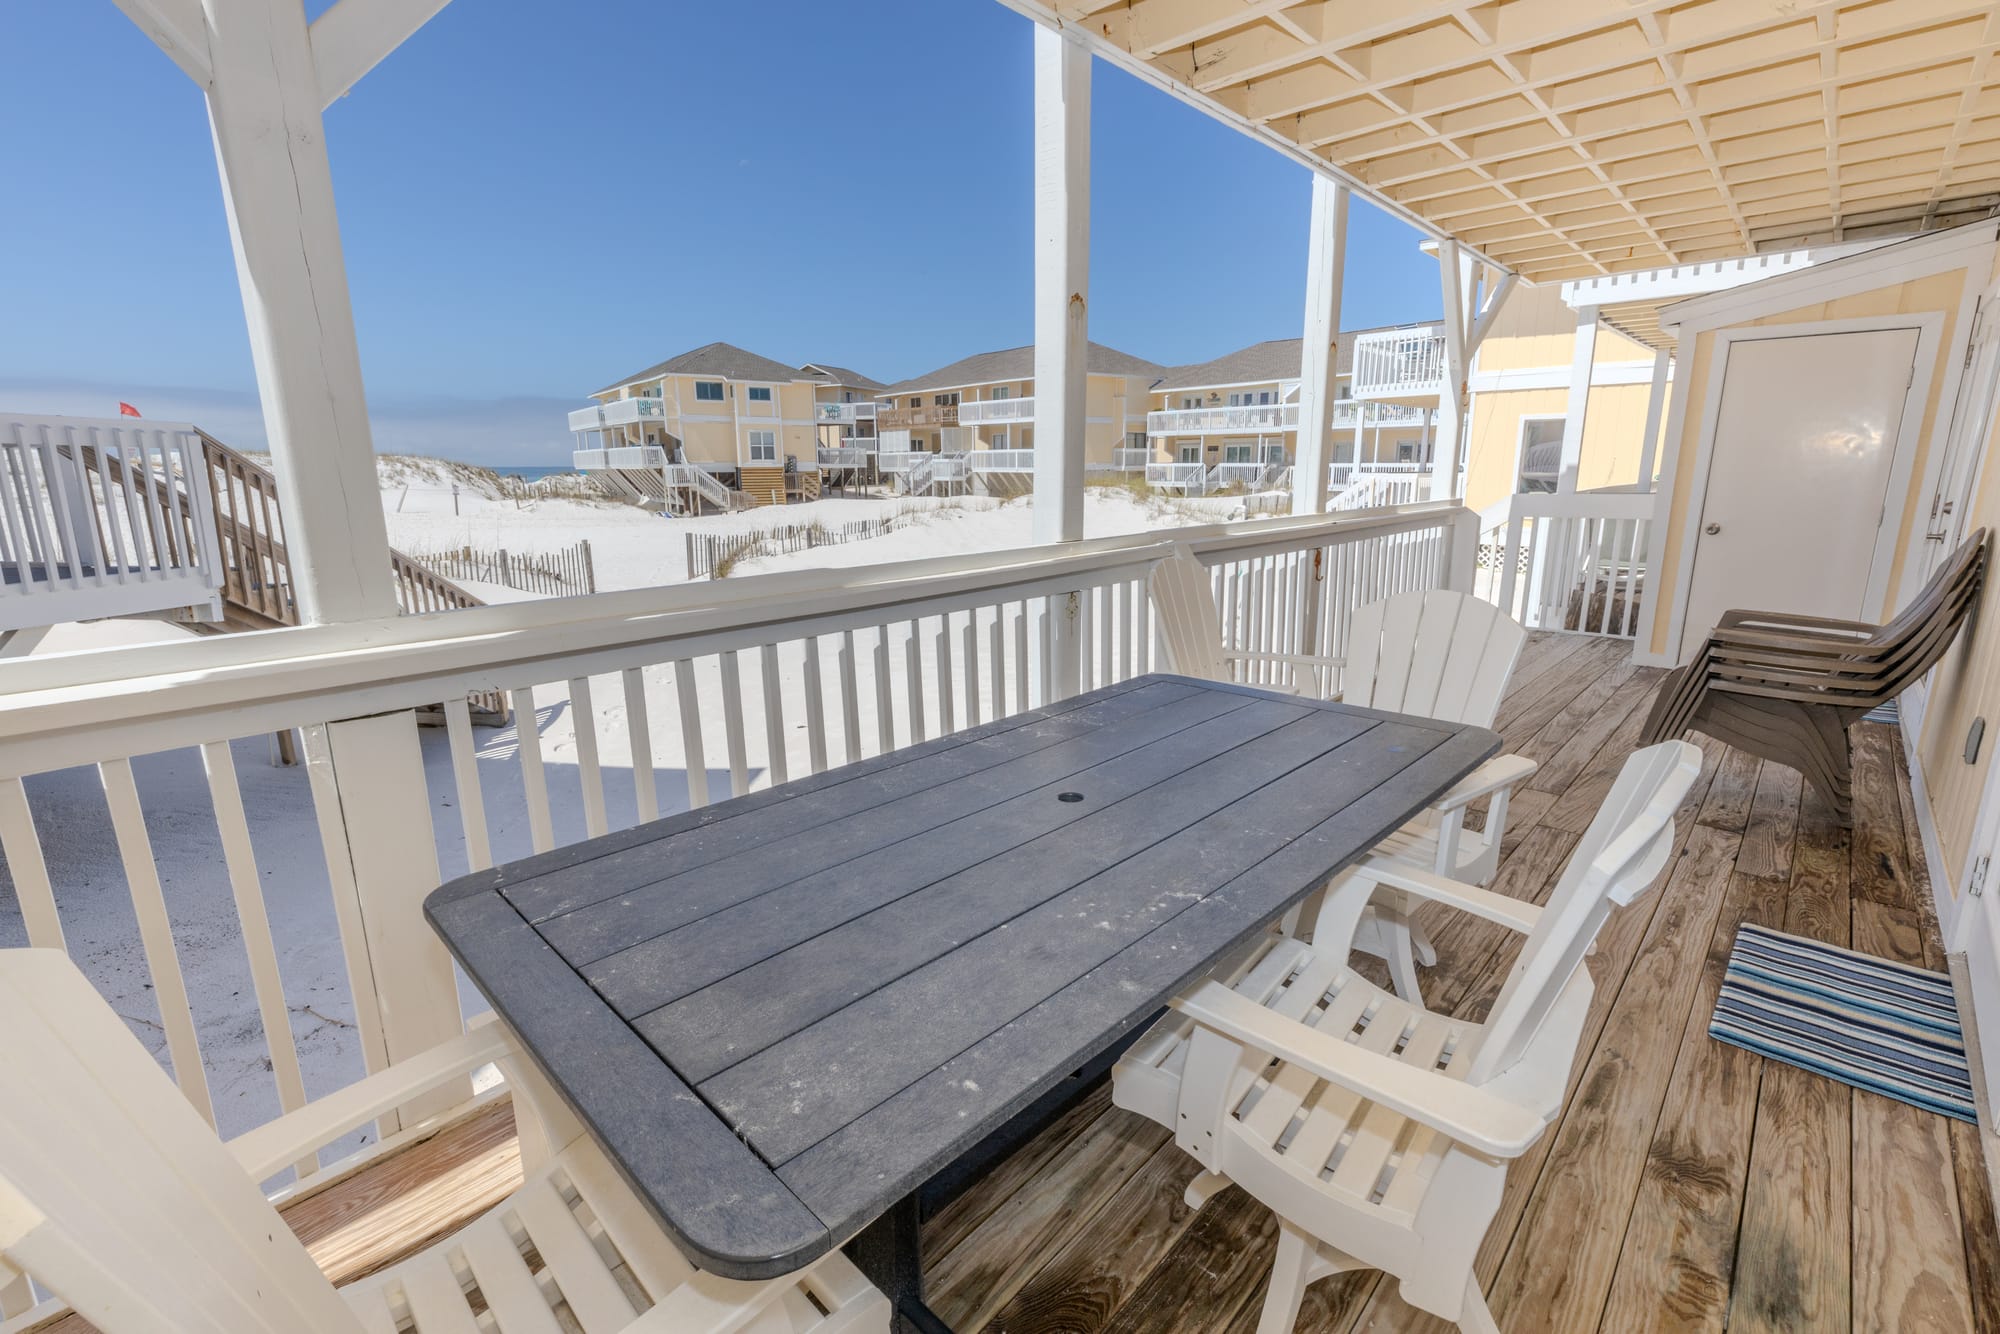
[1710,923,1976,1123]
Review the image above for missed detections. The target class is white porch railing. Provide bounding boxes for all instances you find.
[1146,461,1207,491]
[0,504,1475,1206]
[1112,447,1152,470]
[1349,327,1447,399]
[0,414,225,633]
[1475,490,1654,639]
[902,452,971,495]
[816,402,877,425]
[966,449,1036,473]
[956,398,1035,425]
[1147,403,1296,435]
[1331,472,1432,511]
[877,450,922,473]
[816,444,876,469]
[568,397,670,432]
[1207,461,1285,491]
[573,445,668,471]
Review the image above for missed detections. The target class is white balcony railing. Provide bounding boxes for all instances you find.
[876,450,923,473]
[817,444,876,468]
[0,414,226,634]
[1331,472,1432,511]
[1349,327,1447,399]
[966,449,1036,473]
[816,402,877,425]
[1146,462,1208,490]
[1111,447,1152,470]
[572,445,668,471]
[1147,403,1295,435]
[568,397,671,432]
[1476,489,1654,639]
[956,398,1035,425]
[0,501,1472,1243]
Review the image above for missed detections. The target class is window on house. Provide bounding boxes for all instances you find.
[748,429,777,462]
[1517,417,1563,493]
[1227,392,1244,407]
[1258,391,1273,405]
[748,386,772,403]
[992,386,1011,400]
[909,397,922,408]
[695,381,725,402]
[934,393,958,407]
[1127,432,1146,451]
[1337,384,1352,400]
[1182,397,1200,410]
[1223,443,1254,463]
[1178,444,1201,463]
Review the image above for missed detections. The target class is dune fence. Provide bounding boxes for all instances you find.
[404,539,596,597]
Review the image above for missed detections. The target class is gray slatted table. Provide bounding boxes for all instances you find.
[426,674,1498,1331]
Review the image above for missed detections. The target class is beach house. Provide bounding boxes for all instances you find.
[1144,329,1438,500]
[569,343,829,510]
[874,342,1165,494]
[19,1,2000,1332]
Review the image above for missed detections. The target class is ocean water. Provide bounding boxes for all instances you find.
[479,464,574,482]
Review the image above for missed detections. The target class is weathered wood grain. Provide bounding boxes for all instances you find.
[1737,760,1803,882]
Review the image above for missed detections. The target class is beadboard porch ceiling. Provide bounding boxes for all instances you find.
[1015,0,2000,282]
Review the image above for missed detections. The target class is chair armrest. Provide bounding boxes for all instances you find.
[1221,650,1345,671]
[1170,982,1547,1156]
[1432,753,1538,812]
[226,1018,512,1183]
[1348,860,1542,934]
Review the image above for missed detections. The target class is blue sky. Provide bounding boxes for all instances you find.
[0,0,1440,463]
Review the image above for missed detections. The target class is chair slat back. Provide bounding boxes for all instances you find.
[1466,741,1702,1084]
[1148,544,1229,681]
[1344,588,1525,726]
[0,950,359,1334]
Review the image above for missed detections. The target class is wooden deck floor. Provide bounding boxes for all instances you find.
[65,633,1997,1334]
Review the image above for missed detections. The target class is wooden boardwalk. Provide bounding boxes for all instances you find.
[42,633,1998,1334]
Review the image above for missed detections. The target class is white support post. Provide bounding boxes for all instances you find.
[199,0,400,624]
[1558,305,1600,494]
[1636,347,1671,491]
[1031,25,1089,699]
[1291,176,1347,516]
[1031,24,1089,549]
[1431,242,1471,500]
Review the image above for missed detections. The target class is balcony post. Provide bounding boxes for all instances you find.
[1431,242,1474,501]
[187,0,405,625]
[1292,176,1348,515]
[1032,25,1089,698]
[1032,24,1090,549]
[1636,346,1671,491]
[1558,305,1600,493]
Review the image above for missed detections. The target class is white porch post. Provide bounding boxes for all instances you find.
[1430,242,1473,500]
[1032,24,1089,548]
[199,0,401,624]
[1636,346,1671,490]
[1557,305,1600,493]
[1031,24,1089,700]
[1291,176,1347,516]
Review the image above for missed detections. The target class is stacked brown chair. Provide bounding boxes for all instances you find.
[1641,529,1988,824]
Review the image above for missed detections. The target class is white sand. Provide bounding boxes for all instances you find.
[0,456,1280,1160]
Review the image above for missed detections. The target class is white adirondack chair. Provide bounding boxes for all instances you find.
[1111,740,1700,1333]
[0,950,889,1334]
[1147,544,1534,999]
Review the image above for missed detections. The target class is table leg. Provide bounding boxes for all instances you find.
[846,1192,954,1334]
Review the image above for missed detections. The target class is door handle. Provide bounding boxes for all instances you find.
[1705,522,1722,535]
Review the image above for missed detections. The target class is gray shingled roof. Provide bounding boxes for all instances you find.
[800,363,887,393]
[596,342,807,396]
[881,342,1168,396]
[1155,322,1443,392]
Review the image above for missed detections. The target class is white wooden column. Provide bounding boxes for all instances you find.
[1557,305,1600,493]
[1636,346,1671,490]
[1031,24,1089,548]
[198,0,401,624]
[1291,176,1347,515]
[1430,241,1474,500]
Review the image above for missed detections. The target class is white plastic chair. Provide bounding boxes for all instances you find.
[0,949,889,1334]
[1148,544,1535,998]
[1111,740,1700,1333]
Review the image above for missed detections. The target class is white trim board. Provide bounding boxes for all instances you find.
[1650,313,1945,666]
[1900,715,1964,943]
[1467,361,1661,392]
